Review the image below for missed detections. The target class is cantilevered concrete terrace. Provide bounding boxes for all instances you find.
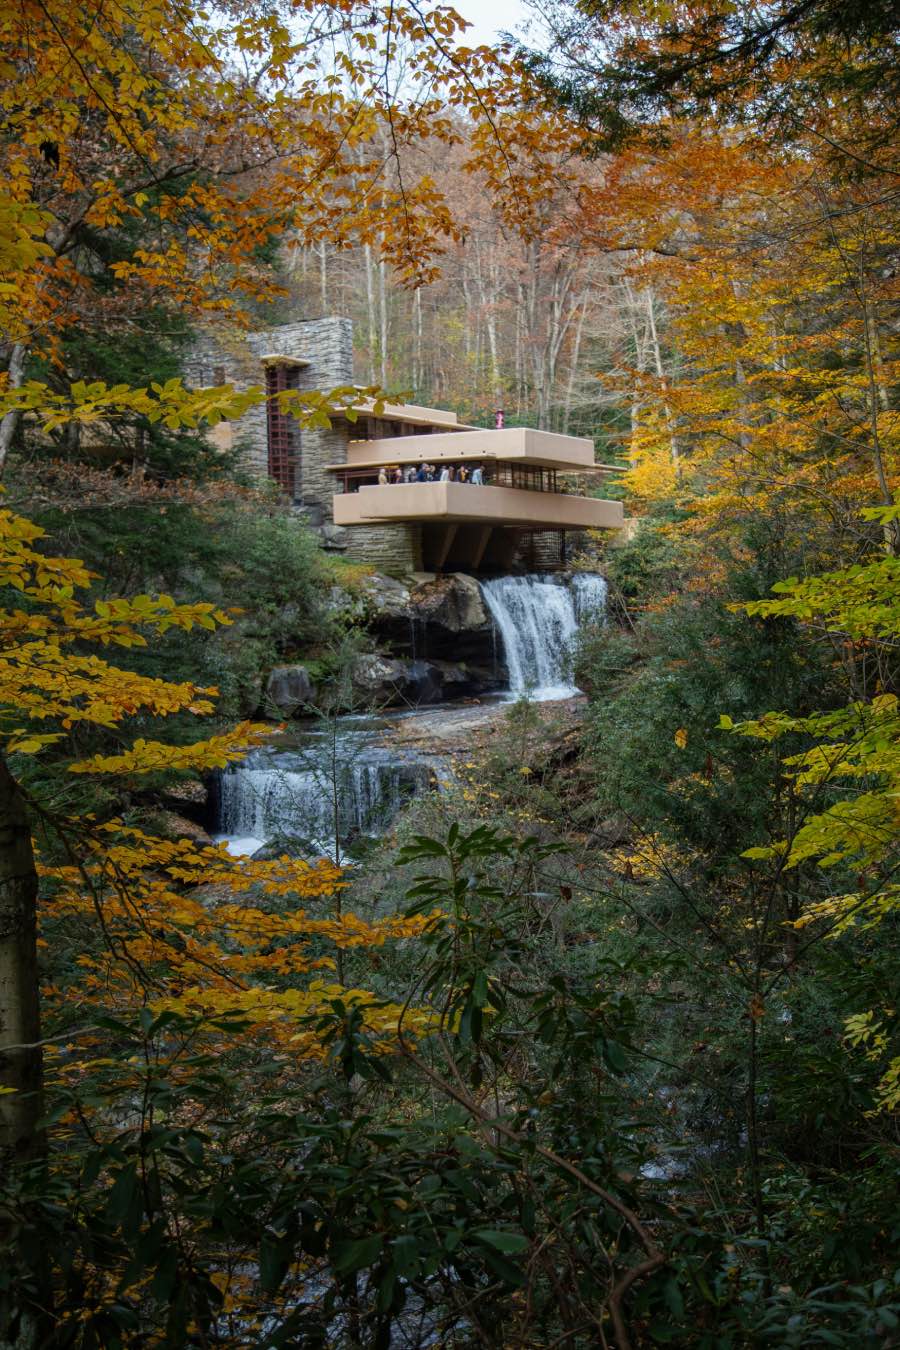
[329,426,623,537]
[334,481,622,532]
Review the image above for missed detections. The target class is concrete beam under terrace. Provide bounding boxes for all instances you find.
[335,427,600,473]
[332,481,624,532]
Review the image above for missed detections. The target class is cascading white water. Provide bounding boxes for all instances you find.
[572,572,608,624]
[480,573,607,702]
[215,732,432,859]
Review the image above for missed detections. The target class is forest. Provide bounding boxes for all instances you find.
[0,0,898,1346]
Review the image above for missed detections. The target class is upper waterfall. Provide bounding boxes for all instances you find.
[572,573,608,624]
[480,573,607,702]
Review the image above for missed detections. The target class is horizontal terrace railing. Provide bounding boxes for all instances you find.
[333,463,566,494]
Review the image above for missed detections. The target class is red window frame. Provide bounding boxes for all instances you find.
[265,363,300,496]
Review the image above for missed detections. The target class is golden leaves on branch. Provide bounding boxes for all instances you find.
[0,0,573,359]
[3,503,438,1073]
[42,819,439,1053]
[67,725,272,774]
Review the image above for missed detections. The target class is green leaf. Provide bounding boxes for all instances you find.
[390,1235,420,1277]
[260,1232,291,1293]
[151,1245,178,1303]
[663,1277,684,1318]
[479,1246,525,1286]
[472,1229,529,1254]
[106,1165,139,1225]
[333,1234,383,1274]
[603,1039,628,1073]
[648,1322,679,1342]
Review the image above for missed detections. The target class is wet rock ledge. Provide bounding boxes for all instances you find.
[265,572,505,716]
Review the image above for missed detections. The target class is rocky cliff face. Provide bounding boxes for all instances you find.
[259,573,505,718]
[362,572,502,678]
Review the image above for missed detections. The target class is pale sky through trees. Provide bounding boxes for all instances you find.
[453,0,531,46]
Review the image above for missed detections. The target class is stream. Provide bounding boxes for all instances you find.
[213,573,606,857]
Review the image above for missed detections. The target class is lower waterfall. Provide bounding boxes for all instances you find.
[481,573,607,701]
[214,730,432,859]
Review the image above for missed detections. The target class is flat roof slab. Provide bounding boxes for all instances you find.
[333,427,600,473]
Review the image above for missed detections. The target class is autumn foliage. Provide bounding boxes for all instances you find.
[1,0,899,1344]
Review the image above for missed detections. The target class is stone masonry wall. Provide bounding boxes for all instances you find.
[246,317,354,522]
[189,317,424,571]
[348,524,423,573]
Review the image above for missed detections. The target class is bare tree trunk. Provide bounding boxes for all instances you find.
[856,254,899,552]
[461,274,473,366]
[413,286,423,394]
[364,243,377,385]
[378,253,388,389]
[515,286,525,417]
[645,287,680,477]
[562,294,588,435]
[622,278,650,464]
[318,242,328,315]
[0,756,43,1164]
[0,344,27,477]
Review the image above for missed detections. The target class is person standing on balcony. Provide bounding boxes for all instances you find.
[378,466,388,485]
[472,463,484,485]
[404,464,416,483]
[392,466,403,484]
[458,464,469,483]
[439,465,450,482]
[415,462,427,482]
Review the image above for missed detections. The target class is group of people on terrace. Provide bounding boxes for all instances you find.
[377,461,487,486]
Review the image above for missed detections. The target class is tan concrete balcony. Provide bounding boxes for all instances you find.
[332,480,624,532]
[335,426,598,473]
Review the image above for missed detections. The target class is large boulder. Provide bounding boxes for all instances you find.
[429,659,497,697]
[265,664,316,716]
[318,523,350,551]
[362,571,500,673]
[155,810,213,846]
[361,573,413,622]
[350,654,437,705]
[408,573,490,634]
[350,654,497,706]
[352,653,410,701]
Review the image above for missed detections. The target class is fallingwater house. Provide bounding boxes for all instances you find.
[187,317,623,572]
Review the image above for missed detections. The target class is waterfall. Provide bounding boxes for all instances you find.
[480,573,607,701]
[572,573,608,624]
[215,732,432,858]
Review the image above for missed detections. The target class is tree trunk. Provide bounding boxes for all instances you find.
[645,287,680,478]
[622,279,649,463]
[0,755,43,1164]
[562,294,588,436]
[318,241,328,315]
[413,286,423,395]
[378,252,388,389]
[364,242,377,385]
[0,344,27,477]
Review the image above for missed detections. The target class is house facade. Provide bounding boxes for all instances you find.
[187,316,623,572]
